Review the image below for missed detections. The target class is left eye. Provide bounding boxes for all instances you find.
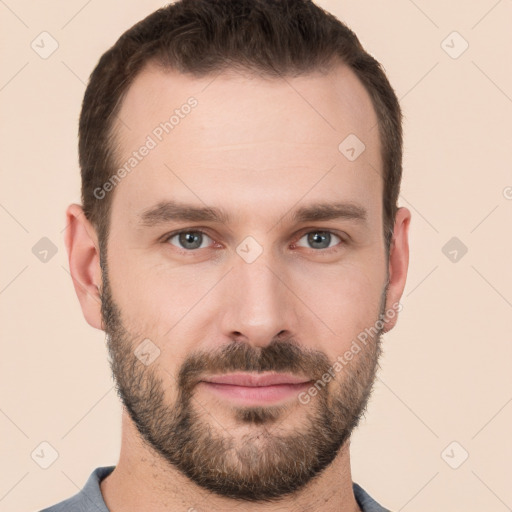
[295,231,342,250]
[167,230,213,250]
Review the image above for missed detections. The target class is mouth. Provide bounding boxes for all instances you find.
[199,372,312,405]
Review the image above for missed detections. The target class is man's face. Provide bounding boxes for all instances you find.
[101,63,390,500]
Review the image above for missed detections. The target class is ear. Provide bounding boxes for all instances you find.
[383,207,411,332]
[64,204,104,331]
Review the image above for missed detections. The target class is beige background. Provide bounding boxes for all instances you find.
[1,1,511,511]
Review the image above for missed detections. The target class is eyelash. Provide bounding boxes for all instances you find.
[162,228,347,255]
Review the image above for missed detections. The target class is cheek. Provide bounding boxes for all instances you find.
[290,259,385,348]
[106,248,221,358]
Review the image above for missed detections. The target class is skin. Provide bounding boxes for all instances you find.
[65,61,410,512]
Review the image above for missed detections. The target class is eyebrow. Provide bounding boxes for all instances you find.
[137,200,368,227]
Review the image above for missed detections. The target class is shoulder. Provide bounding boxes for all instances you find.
[38,466,115,512]
[353,482,392,512]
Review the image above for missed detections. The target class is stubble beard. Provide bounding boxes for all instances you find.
[100,264,385,502]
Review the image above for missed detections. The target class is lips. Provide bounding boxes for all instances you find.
[198,373,313,405]
[201,372,311,387]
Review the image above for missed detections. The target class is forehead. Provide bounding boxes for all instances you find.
[109,62,382,228]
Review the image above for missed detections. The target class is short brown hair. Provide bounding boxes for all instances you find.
[79,0,402,256]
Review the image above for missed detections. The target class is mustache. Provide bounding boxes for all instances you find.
[177,339,332,394]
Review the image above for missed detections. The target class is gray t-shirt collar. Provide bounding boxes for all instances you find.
[40,465,391,512]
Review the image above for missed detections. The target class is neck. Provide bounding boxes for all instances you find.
[100,410,362,512]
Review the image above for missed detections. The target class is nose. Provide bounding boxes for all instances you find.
[219,250,299,348]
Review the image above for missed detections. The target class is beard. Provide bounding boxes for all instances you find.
[100,261,386,503]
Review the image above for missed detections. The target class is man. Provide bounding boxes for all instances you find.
[41,0,410,510]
